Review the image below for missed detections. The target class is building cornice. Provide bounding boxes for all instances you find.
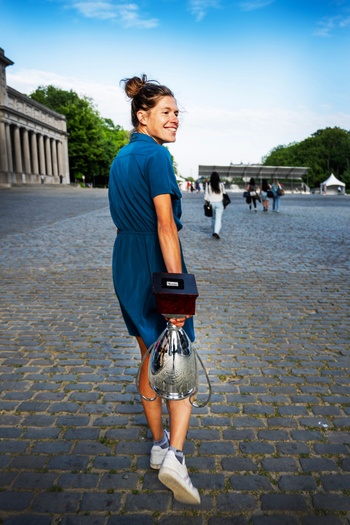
[7,86,66,121]
[0,105,69,136]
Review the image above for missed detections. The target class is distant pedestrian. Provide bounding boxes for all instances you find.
[204,171,225,239]
[271,178,283,212]
[59,174,63,184]
[246,177,259,212]
[260,178,271,212]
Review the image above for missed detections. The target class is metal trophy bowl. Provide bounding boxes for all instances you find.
[136,273,211,408]
[148,322,197,400]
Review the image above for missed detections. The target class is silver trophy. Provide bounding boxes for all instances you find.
[136,273,211,408]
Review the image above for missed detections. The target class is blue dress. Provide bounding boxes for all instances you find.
[108,133,195,348]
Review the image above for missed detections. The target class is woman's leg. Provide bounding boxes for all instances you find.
[276,196,280,211]
[166,398,192,450]
[214,203,224,234]
[211,207,215,234]
[137,336,192,446]
[136,336,164,441]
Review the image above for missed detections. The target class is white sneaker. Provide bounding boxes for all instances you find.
[158,449,201,505]
[150,430,169,470]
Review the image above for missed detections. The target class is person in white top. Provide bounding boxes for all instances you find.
[204,171,224,239]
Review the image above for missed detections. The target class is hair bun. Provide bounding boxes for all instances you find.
[123,75,148,99]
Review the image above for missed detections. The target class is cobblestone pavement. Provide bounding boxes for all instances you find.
[0,185,350,525]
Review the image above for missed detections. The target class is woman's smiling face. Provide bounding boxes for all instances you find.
[137,96,179,145]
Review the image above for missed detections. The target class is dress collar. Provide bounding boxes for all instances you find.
[130,132,158,145]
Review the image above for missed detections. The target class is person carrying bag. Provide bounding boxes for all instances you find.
[271,178,284,212]
[246,177,260,212]
[204,171,225,239]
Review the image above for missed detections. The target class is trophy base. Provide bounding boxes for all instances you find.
[161,313,189,319]
[151,385,196,401]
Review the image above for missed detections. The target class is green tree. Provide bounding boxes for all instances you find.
[311,127,350,178]
[261,143,296,166]
[93,118,129,186]
[29,86,129,185]
[262,127,350,188]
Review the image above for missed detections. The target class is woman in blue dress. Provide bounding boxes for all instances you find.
[108,75,200,505]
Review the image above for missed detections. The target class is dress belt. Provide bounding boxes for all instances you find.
[117,230,158,236]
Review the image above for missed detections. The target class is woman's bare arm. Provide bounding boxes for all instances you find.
[153,193,189,327]
[153,194,182,273]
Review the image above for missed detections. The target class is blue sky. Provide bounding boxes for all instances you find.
[1,0,350,178]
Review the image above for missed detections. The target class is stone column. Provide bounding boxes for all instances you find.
[14,126,22,173]
[57,141,65,181]
[51,139,58,178]
[6,123,13,173]
[62,140,70,182]
[45,136,52,176]
[38,134,46,175]
[0,121,8,173]
[23,129,31,174]
[31,132,39,175]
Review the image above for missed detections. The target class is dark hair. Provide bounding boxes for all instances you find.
[262,178,269,191]
[210,171,221,194]
[249,177,255,186]
[121,74,174,129]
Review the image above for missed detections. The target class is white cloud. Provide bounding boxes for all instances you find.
[239,0,274,12]
[339,16,350,27]
[188,0,221,21]
[72,1,116,19]
[314,13,350,37]
[70,1,159,28]
[313,16,338,36]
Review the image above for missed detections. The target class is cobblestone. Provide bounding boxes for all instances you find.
[0,186,350,524]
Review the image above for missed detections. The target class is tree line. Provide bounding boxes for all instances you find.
[30,86,349,190]
[262,127,350,189]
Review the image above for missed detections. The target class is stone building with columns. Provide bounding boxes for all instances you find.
[0,47,69,186]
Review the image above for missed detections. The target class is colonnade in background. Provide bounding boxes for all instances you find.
[0,47,70,186]
[0,121,65,184]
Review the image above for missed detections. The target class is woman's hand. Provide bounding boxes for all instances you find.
[165,316,191,328]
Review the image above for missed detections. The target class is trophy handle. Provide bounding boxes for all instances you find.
[190,348,212,408]
[136,347,158,402]
[136,333,212,407]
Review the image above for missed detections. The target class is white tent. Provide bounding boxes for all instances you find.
[320,173,346,195]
